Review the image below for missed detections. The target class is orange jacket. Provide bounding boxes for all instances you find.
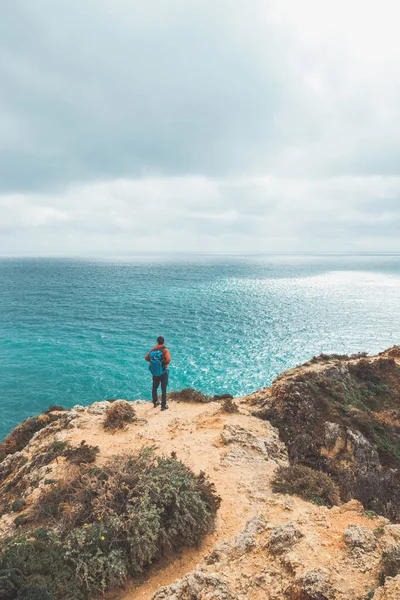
[144,344,171,368]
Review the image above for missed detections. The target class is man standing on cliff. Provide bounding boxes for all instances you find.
[144,336,171,410]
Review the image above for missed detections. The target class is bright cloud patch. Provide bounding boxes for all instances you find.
[0,0,399,254]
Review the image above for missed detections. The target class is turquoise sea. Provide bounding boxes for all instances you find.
[1,254,400,440]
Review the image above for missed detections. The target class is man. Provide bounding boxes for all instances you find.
[144,336,171,410]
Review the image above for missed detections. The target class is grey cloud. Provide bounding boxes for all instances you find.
[0,0,291,192]
[2,175,400,254]
[1,1,400,254]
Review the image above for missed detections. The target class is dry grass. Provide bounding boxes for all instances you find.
[103,400,136,431]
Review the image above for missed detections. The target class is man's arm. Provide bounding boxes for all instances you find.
[163,348,171,366]
[144,350,151,362]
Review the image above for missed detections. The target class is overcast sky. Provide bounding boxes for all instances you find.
[1,0,400,255]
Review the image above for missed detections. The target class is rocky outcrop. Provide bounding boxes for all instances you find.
[153,571,234,600]
[150,504,398,600]
[250,350,400,522]
[220,423,288,466]
[343,525,377,552]
[268,521,304,555]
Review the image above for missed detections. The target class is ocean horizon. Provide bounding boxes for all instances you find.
[1,253,400,440]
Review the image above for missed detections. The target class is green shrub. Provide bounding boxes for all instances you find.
[103,401,136,431]
[17,584,55,599]
[380,545,400,584]
[26,448,221,596]
[272,464,340,507]
[11,500,26,513]
[0,534,85,600]
[13,514,28,528]
[63,441,99,465]
[30,528,50,540]
[167,388,212,403]
[62,523,128,593]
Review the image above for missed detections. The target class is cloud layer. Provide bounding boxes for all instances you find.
[1,0,399,254]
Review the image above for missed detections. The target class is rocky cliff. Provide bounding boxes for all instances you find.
[1,349,400,599]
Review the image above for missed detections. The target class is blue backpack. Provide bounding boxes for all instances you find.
[149,348,165,376]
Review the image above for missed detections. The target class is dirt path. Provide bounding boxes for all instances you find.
[64,400,280,600]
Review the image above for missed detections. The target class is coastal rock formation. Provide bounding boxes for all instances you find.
[374,575,400,600]
[0,348,399,599]
[250,347,400,522]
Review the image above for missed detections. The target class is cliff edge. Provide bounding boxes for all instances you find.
[1,348,400,599]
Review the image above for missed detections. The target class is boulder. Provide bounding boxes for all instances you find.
[343,525,377,552]
[268,521,303,555]
[292,568,336,600]
[152,570,234,600]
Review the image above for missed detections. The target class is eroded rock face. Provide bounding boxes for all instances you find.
[0,450,24,480]
[343,525,377,552]
[268,521,304,555]
[249,353,400,522]
[220,424,287,465]
[374,575,400,600]
[323,423,380,468]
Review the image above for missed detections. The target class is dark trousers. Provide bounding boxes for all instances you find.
[152,371,169,406]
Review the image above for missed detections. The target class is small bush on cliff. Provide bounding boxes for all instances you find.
[272,465,340,507]
[63,441,99,465]
[213,394,234,401]
[24,448,220,597]
[167,388,212,403]
[221,398,239,413]
[103,400,136,430]
[35,440,69,467]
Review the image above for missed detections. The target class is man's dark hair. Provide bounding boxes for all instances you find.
[157,336,165,345]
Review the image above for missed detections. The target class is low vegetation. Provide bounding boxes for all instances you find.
[221,398,239,413]
[0,448,221,599]
[63,441,99,465]
[272,464,340,507]
[103,400,136,430]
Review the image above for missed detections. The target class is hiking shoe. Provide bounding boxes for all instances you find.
[153,401,160,408]
[161,405,169,411]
